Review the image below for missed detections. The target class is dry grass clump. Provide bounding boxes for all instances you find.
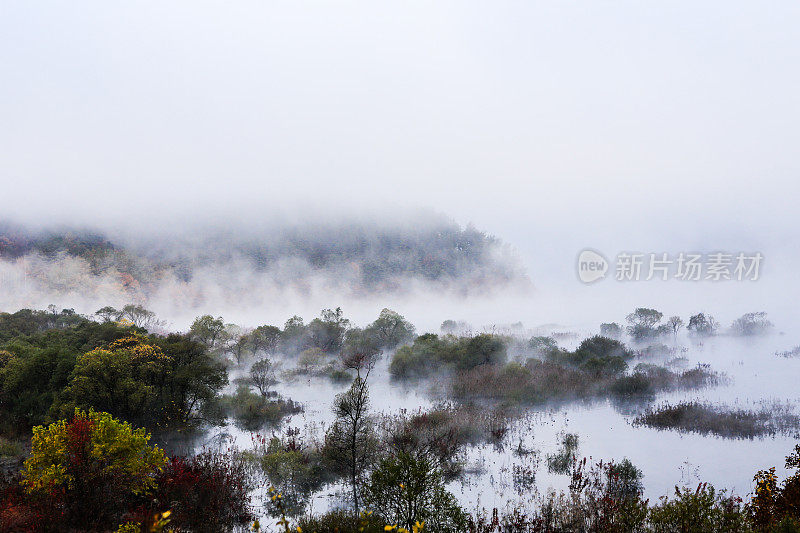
[633,401,800,438]
[451,359,721,405]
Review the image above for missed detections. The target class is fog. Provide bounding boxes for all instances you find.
[0,211,532,331]
[0,204,794,339]
[2,1,799,331]
[2,1,800,528]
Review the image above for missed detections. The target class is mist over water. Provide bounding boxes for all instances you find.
[195,328,800,518]
[1,205,795,336]
[2,1,800,528]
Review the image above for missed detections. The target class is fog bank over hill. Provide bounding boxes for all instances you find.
[0,210,530,326]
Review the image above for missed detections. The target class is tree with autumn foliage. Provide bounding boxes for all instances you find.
[145,451,255,532]
[55,333,227,430]
[2,409,253,532]
[21,409,166,529]
[748,444,800,531]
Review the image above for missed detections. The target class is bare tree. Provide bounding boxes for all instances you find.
[667,316,684,340]
[324,371,377,514]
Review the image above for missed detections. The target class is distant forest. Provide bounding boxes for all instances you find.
[0,216,528,301]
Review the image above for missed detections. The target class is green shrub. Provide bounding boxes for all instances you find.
[649,483,750,532]
[548,335,631,377]
[389,334,444,379]
[327,367,354,382]
[220,385,302,431]
[0,437,23,458]
[296,510,385,532]
[362,451,467,533]
[611,373,654,397]
[606,458,644,500]
[389,333,507,379]
[244,433,329,517]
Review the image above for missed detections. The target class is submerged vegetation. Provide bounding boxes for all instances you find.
[5,406,800,531]
[448,338,719,406]
[389,333,507,379]
[777,346,800,358]
[389,327,721,409]
[218,384,303,431]
[0,304,793,531]
[546,433,579,475]
[634,401,800,439]
[731,312,774,337]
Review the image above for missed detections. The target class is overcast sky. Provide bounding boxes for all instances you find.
[2,1,799,325]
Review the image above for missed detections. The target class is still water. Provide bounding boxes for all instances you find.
[184,331,800,523]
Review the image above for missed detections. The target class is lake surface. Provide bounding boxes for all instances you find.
[191,331,800,523]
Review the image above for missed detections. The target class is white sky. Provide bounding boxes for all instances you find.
[1,1,799,326]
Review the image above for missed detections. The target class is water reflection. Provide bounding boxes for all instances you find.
[182,332,800,518]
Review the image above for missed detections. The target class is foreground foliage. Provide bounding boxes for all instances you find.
[362,451,467,532]
[0,305,795,532]
[1,410,253,532]
[0,310,227,436]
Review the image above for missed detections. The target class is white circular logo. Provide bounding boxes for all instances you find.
[577,249,608,283]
